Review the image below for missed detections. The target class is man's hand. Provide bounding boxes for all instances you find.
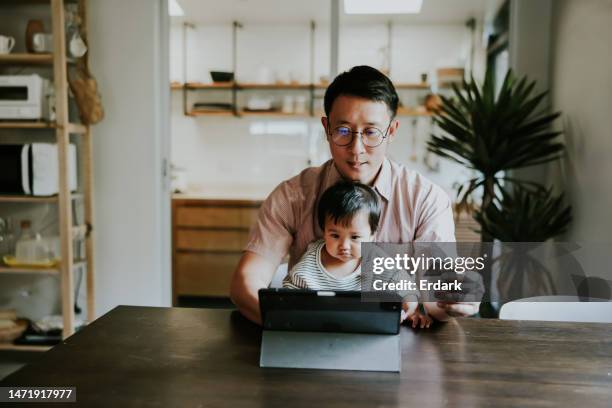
[400,302,432,329]
[230,251,278,325]
[436,301,480,317]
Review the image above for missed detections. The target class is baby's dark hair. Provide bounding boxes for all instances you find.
[317,181,381,233]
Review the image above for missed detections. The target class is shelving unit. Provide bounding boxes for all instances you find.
[174,18,459,119]
[0,121,86,133]
[176,82,436,117]
[175,21,450,118]
[0,53,55,65]
[184,82,234,90]
[0,53,76,65]
[0,260,86,275]
[0,344,51,352]
[238,110,311,117]
[0,0,95,350]
[395,82,431,90]
[0,194,82,203]
[186,110,234,117]
[397,107,433,117]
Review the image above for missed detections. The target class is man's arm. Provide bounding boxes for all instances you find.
[416,184,480,319]
[230,251,279,325]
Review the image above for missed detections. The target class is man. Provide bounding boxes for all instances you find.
[231,65,479,324]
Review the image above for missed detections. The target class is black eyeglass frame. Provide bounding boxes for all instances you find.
[326,120,394,148]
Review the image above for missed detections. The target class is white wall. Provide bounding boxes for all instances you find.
[507,0,612,244]
[549,0,612,243]
[509,0,553,93]
[507,0,553,188]
[170,21,481,196]
[89,0,171,317]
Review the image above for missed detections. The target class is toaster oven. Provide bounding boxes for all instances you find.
[0,74,52,120]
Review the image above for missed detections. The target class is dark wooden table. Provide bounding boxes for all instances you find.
[2,306,611,407]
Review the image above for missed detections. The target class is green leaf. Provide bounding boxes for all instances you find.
[427,69,570,241]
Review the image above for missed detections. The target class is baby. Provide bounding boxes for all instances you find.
[283,181,431,328]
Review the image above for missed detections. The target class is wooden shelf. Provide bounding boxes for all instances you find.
[238,83,311,90]
[0,53,54,65]
[239,110,311,117]
[0,195,58,203]
[0,260,87,275]
[182,82,328,90]
[186,110,234,117]
[185,82,234,90]
[0,265,60,275]
[0,121,55,129]
[184,105,430,119]
[1,0,96,340]
[187,109,318,118]
[0,53,76,65]
[397,107,433,117]
[0,193,83,203]
[395,83,431,90]
[0,121,86,133]
[0,343,52,352]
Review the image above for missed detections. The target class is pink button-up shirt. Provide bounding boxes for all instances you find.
[245,158,456,269]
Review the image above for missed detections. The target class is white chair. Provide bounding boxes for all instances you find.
[499,296,612,323]
[269,263,288,288]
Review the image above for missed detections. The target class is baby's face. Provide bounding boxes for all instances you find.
[323,210,373,262]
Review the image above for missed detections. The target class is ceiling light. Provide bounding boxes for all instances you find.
[344,0,423,14]
[168,0,184,16]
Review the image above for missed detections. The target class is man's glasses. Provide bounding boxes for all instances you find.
[327,121,392,148]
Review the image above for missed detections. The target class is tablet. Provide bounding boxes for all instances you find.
[258,288,401,335]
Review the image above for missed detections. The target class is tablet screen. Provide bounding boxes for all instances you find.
[259,289,401,335]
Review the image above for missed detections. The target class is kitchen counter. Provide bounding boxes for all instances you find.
[173,184,274,202]
[172,195,262,302]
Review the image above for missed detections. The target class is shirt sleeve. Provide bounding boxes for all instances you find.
[414,184,456,242]
[244,180,300,267]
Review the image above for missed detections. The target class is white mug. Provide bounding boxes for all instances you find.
[0,35,16,54]
[32,33,53,53]
[69,32,87,58]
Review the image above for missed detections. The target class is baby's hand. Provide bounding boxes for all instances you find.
[400,302,432,329]
[406,310,432,329]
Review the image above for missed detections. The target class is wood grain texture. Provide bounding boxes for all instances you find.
[51,0,75,338]
[175,230,250,252]
[1,306,610,408]
[176,206,259,229]
[175,252,241,297]
[172,200,262,302]
[0,53,53,65]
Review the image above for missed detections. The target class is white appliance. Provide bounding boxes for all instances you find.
[0,74,52,120]
[0,143,77,196]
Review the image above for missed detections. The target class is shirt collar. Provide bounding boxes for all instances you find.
[325,158,392,202]
[372,158,392,202]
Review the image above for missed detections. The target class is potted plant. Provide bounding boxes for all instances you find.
[427,69,571,242]
[427,70,573,316]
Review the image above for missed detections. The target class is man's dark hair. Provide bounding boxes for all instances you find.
[317,181,381,233]
[324,65,399,118]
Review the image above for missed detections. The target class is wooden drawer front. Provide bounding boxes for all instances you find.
[176,230,249,252]
[176,207,259,229]
[175,252,239,297]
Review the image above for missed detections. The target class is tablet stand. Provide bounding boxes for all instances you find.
[260,330,401,372]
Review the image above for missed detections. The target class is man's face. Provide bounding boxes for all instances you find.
[322,95,398,185]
